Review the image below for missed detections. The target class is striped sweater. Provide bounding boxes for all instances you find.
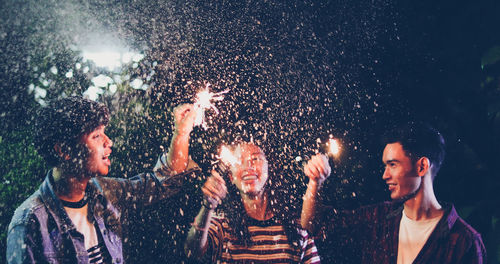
[206,214,321,263]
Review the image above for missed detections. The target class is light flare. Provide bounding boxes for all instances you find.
[193,83,228,129]
[327,137,341,157]
[218,145,240,167]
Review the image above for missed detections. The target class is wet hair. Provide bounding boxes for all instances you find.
[218,140,302,249]
[382,122,445,179]
[34,96,110,168]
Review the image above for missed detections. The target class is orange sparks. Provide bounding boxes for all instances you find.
[218,145,239,167]
[327,137,341,157]
[193,83,228,130]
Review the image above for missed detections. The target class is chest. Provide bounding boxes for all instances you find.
[221,225,300,263]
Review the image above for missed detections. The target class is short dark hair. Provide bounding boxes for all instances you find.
[34,96,110,167]
[383,122,446,178]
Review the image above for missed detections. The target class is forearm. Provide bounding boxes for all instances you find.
[185,205,214,259]
[167,131,191,174]
[301,180,321,233]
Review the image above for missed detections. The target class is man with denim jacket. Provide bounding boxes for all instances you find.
[6,97,198,264]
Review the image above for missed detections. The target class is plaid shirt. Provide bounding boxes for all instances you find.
[318,201,486,264]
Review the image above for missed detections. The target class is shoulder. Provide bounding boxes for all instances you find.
[450,214,485,245]
[8,190,44,230]
[443,205,486,260]
[91,176,131,196]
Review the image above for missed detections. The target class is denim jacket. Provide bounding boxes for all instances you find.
[6,154,200,264]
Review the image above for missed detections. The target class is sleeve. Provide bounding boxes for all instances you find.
[7,219,43,264]
[315,204,376,263]
[318,205,363,241]
[102,152,201,208]
[152,151,199,179]
[299,229,321,264]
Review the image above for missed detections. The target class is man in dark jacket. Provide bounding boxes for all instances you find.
[301,122,486,263]
[7,97,198,263]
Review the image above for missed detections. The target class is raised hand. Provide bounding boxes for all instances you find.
[173,104,197,136]
[301,153,331,231]
[201,170,227,209]
[304,153,331,187]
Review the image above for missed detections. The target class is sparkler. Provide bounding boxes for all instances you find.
[213,145,240,182]
[218,145,240,168]
[326,137,341,158]
[193,83,228,130]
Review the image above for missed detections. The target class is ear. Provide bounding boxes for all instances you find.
[228,172,234,183]
[54,144,70,161]
[416,157,430,177]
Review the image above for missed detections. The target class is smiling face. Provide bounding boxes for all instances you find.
[382,142,421,200]
[229,143,269,197]
[80,125,113,176]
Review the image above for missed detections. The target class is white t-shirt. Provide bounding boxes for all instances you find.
[397,210,442,264]
[64,204,99,249]
[63,199,109,263]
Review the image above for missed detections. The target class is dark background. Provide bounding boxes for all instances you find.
[1,0,499,263]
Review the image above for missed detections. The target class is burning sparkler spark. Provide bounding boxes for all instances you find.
[193,83,228,130]
[218,145,240,167]
[326,137,341,157]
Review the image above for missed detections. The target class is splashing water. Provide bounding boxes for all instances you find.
[193,83,229,130]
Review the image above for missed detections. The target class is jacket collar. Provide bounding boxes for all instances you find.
[39,169,106,234]
[386,200,458,236]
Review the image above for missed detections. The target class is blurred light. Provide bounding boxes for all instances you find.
[50,66,58,75]
[130,78,144,89]
[327,137,341,157]
[91,74,113,87]
[82,51,121,70]
[83,86,104,101]
[65,70,73,78]
[109,84,117,94]
[81,49,144,71]
[193,83,228,130]
[219,145,239,167]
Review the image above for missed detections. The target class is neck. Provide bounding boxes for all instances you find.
[242,191,273,221]
[52,167,90,202]
[403,175,442,221]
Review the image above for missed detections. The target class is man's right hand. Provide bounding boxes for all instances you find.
[304,153,331,188]
[301,153,331,231]
[165,104,198,174]
[201,170,227,209]
[173,104,197,137]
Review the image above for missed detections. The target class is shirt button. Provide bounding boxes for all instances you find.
[103,229,107,235]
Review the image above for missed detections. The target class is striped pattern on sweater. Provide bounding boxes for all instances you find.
[207,215,321,263]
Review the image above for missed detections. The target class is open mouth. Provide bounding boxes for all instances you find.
[102,154,111,165]
[242,174,258,181]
